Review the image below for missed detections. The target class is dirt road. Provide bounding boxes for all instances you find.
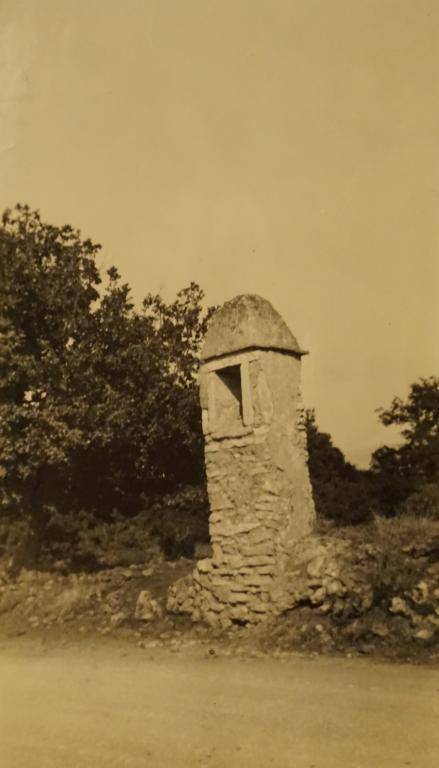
[0,640,438,768]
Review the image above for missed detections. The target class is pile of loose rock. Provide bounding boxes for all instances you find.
[277,533,439,646]
[0,562,172,635]
[168,531,439,646]
[388,562,439,642]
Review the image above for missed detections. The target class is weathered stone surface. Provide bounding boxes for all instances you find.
[220,522,262,535]
[310,586,327,605]
[197,559,213,574]
[389,597,412,617]
[211,585,232,603]
[168,295,316,625]
[200,295,303,361]
[371,621,390,638]
[110,611,127,628]
[246,527,273,545]
[167,575,194,615]
[242,555,275,567]
[134,590,162,621]
[326,578,346,597]
[204,610,220,626]
[241,574,272,588]
[211,543,223,564]
[240,543,275,558]
[307,555,326,579]
[247,600,272,613]
[229,592,249,604]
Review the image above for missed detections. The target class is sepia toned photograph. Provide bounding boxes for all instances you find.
[0,1,438,766]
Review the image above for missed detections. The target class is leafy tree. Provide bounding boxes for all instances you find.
[375,377,439,482]
[0,205,103,569]
[305,409,373,525]
[0,205,211,571]
[371,377,439,516]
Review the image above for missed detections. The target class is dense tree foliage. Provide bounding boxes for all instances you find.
[306,379,439,523]
[305,410,373,525]
[0,205,212,569]
[371,377,439,516]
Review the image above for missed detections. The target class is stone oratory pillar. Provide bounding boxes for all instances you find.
[168,295,316,627]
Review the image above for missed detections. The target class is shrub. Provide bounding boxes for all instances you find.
[149,485,210,559]
[400,484,439,520]
[364,514,439,602]
[29,485,209,570]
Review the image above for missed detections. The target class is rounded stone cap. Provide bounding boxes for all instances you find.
[201,294,304,361]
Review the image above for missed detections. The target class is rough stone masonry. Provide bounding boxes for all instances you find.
[167,295,316,627]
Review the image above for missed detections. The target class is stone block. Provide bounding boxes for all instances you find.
[193,571,212,589]
[247,600,272,613]
[307,555,326,579]
[179,599,194,614]
[205,443,219,453]
[242,574,272,588]
[204,610,221,627]
[246,527,273,545]
[389,597,412,617]
[135,590,163,621]
[258,565,276,575]
[226,554,246,570]
[310,587,327,605]
[209,599,225,614]
[197,559,213,574]
[412,581,430,605]
[229,592,249,604]
[270,582,291,603]
[229,605,249,621]
[243,555,275,567]
[218,614,233,629]
[211,543,223,566]
[325,578,346,597]
[229,578,250,592]
[212,585,232,603]
[240,542,275,557]
[211,567,236,577]
[199,592,216,612]
[221,521,262,536]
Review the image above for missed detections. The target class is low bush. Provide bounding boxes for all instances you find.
[0,514,27,565]
[149,485,209,559]
[400,484,439,520]
[24,484,210,571]
[361,513,439,603]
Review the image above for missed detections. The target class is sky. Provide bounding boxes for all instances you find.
[1,0,438,467]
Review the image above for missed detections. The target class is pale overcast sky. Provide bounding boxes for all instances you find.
[1,0,438,467]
